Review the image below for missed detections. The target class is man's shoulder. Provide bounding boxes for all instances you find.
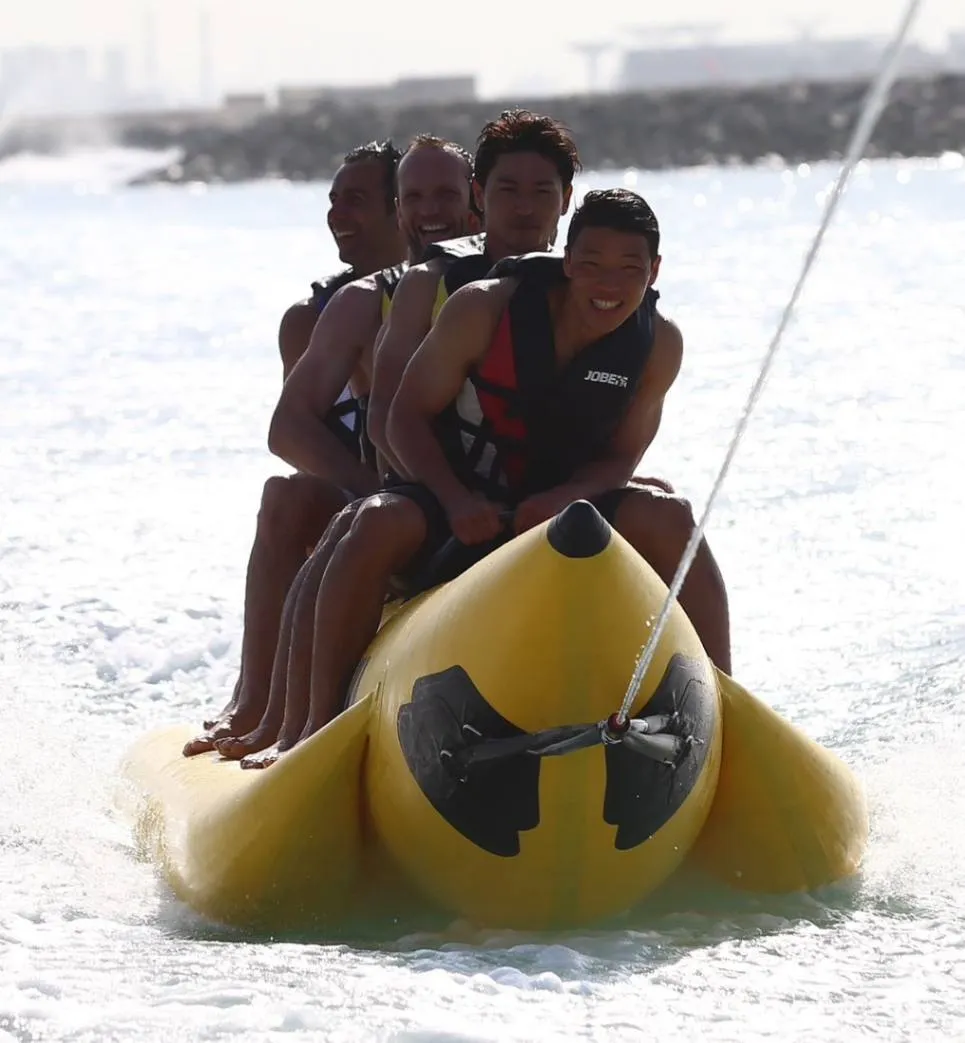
[347,261,411,295]
[640,311,683,393]
[438,276,515,322]
[335,271,385,300]
[401,256,450,283]
[385,259,452,312]
[653,311,683,353]
[323,271,394,323]
[280,298,318,328]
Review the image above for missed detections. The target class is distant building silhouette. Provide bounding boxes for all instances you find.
[615,31,943,91]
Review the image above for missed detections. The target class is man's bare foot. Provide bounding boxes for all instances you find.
[239,739,293,770]
[182,704,265,757]
[214,723,277,761]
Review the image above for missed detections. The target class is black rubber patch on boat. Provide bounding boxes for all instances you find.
[604,654,717,850]
[396,654,717,856]
[396,666,540,857]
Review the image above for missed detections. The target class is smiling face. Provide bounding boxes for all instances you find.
[395,146,475,258]
[325,159,398,266]
[562,225,660,335]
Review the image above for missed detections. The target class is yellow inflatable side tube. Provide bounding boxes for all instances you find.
[118,694,374,931]
[687,672,869,892]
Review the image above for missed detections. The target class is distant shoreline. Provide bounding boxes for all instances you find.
[4,74,963,184]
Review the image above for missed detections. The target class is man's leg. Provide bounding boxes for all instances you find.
[183,474,349,756]
[202,675,242,731]
[243,492,432,768]
[216,501,361,761]
[213,553,309,761]
[605,487,732,674]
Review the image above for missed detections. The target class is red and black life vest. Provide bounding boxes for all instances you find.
[437,253,658,502]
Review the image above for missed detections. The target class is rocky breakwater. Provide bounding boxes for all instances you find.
[125,74,965,185]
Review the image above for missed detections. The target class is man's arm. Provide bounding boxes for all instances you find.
[387,281,508,511]
[367,264,442,473]
[515,317,684,529]
[268,284,381,497]
[277,300,319,382]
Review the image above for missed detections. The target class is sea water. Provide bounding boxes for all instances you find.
[1,147,964,1041]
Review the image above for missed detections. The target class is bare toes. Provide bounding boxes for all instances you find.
[239,747,279,770]
[215,730,272,760]
[182,735,216,757]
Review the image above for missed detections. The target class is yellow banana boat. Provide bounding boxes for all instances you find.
[118,501,868,933]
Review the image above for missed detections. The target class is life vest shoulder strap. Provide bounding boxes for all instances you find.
[486,252,563,286]
[379,262,407,322]
[431,250,494,325]
[310,267,357,314]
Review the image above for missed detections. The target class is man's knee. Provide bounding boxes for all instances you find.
[629,475,676,495]
[257,476,297,534]
[257,474,346,546]
[308,498,363,556]
[614,488,696,541]
[341,494,428,572]
[331,498,364,539]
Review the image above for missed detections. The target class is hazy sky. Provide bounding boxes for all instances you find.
[2,0,962,101]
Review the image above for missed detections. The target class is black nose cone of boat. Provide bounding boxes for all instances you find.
[546,500,612,559]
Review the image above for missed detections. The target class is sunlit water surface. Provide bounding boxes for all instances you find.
[1,147,964,1041]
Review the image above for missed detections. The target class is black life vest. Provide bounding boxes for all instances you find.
[438,253,658,501]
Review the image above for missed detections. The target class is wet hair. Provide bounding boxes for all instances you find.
[343,139,403,213]
[473,109,582,189]
[402,133,472,172]
[565,188,660,260]
[399,133,481,218]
